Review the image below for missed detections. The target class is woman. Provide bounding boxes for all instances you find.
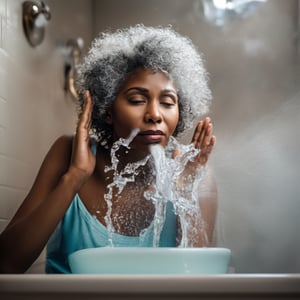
[0,25,217,273]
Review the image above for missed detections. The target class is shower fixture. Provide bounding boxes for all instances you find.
[64,38,84,100]
[22,1,51,47]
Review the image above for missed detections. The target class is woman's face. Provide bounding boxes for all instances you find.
[107,68,179,153]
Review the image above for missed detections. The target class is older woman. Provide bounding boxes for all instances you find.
[0,25,217,273]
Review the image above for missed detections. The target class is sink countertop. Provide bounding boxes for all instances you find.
[1,274,300,300]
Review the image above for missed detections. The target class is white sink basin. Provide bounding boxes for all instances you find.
[68,247,231,274]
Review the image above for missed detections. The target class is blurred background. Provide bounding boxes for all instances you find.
[0,0,299,273]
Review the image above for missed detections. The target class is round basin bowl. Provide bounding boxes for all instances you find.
[68,247,231,274]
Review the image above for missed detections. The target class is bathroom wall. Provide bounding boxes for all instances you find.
[93,0,300,273]
[0,0,93,272]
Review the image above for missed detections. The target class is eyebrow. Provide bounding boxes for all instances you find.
[124,87,148,94]
[124,87,178,95]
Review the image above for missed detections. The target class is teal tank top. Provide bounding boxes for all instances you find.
[46,195,177,273]
[46,143,177,273]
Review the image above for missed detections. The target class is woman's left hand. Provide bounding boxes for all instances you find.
[191,117,216,166]
[173,117,217,247]
[173,117,216,167]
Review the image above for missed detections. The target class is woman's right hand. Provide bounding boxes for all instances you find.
[68,90,96,184]
[0,91,96,273]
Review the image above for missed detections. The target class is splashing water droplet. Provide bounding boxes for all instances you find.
[102,132,208,247]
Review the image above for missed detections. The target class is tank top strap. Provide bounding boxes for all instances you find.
[90,141,97,155]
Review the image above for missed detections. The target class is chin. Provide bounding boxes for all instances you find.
[131,142,163,155]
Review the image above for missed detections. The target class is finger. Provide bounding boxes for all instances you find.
[84,91,93,130]
[195,120,207,148]
[203,123,213,146]
[210,135,216,147]
[196,117,210,148]
[206,135,216,155]
[78,91,93,130]
[192,121,203,145]
[194,133,215,166]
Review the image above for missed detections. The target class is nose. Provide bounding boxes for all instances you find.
[144,101,162,123]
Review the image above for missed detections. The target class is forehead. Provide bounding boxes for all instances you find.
[118,68,177,92]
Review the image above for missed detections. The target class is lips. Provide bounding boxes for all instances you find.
[139,130,164,136]
[138,130,165,143]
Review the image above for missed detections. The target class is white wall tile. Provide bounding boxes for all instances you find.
[0,0,93,273]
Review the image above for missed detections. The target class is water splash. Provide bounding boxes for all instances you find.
[103,132,207,247]
[147,137,207,247]
[103,129,150,246]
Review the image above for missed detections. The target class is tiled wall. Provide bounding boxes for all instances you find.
[0,0,93,272]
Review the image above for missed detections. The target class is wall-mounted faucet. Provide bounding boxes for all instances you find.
[22,1,51,47]
[64,38,84,101]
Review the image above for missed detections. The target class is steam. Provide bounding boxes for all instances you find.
[214,91,300,272]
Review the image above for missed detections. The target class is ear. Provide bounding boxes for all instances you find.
[105,111,113,124]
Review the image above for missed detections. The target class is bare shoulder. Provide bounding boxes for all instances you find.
[6,135,75,226]
[49,134,73,153]
[22,134,76,198]
[48,134,73,157]
[28,134,75,193]
[41,135,74,174]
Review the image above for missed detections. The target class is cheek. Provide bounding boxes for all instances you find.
[167,111,180,135]
[112,114,141,138]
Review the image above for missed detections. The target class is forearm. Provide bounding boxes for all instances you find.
[0,171,83,273]
[180,193,217,247]
[192,167,218,246]
[177,166,218,247]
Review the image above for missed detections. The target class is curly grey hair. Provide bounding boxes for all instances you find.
[76,24,211,141]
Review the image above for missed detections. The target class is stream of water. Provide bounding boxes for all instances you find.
[103,131,207,247]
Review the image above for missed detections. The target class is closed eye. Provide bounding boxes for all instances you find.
[160,101,176,107]
[160,93,178,107]
[128,99,146,105]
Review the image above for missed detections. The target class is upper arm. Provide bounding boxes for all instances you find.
[6,135,73,228]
